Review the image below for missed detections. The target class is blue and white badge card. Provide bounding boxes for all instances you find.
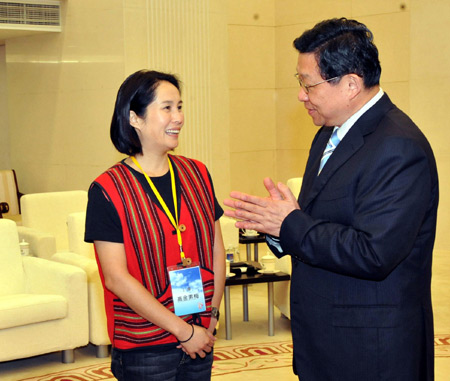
[168,265,206,316]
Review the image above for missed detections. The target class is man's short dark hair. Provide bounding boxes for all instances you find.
[110,70,181,155]
[294,18,381,88]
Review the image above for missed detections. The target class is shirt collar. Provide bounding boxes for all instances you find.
[335,88,384,141]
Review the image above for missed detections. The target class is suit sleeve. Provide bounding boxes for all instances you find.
[279,135,436,281]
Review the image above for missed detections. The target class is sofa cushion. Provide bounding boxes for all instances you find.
[0,294,67,329]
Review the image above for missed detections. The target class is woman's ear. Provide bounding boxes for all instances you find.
[129,110,141,129]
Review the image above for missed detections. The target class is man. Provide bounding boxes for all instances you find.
[224,18,438,380]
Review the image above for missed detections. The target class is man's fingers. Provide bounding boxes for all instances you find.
[264,177,283,200]
[228,191,268,207]
[223,206,255,221]
[222,184,294,236]
[224,198,266,224]
[277,182,297,203]
[223,208,238,218]
[223,198,237,208]
[232,208,260,224]
[223,209,260,231]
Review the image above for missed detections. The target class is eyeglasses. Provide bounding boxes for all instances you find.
[294,73,341,94]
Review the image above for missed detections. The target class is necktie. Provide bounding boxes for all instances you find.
[318,127,340,174]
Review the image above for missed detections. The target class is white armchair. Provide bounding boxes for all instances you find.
[17,190,88,259]
[0,219,88,363]
[286,177,303,200]
[52,211,110,358]
[274,177,303,319]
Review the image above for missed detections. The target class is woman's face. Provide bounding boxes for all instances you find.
[131,81,184,154]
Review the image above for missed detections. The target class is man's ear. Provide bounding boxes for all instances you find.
[346,74,362,100]
[129,110,141,129]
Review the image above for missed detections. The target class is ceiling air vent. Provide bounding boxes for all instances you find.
[0,0,61,32]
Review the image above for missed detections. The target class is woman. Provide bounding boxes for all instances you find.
[85,70,225,380]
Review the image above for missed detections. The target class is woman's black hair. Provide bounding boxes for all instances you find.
[110,70,181,155]
[293,18,381,87]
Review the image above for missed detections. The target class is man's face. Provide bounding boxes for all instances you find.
[296,53,348,127]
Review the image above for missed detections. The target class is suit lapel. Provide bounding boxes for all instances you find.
[299,126,331,208]
[299,93,395,211]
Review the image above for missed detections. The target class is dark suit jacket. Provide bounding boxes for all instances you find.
[277,94,438,380]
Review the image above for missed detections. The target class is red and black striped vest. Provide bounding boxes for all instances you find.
[94,155,216,350]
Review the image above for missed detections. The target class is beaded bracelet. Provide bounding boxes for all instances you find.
[178,324,195,343]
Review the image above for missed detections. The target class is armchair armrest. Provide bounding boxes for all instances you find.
[17,226,56,260]
[22,256,89,343]
[51,252,109,347]
[52,251,100,281]
[23,256,87,298]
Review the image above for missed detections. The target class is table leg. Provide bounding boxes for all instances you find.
[225,286,232,340]
[243,284,249,321]
[268,282,274,336]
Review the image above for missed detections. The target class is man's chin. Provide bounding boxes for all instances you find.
[311,118,325,127]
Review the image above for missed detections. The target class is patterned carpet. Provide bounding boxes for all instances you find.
[435,334,450,358]
[212,341,293,376]
[17,336,450,381]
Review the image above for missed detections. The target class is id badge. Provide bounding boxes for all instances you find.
[168,262,206,316]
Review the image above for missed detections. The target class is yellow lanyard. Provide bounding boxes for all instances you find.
[131,156,186,263]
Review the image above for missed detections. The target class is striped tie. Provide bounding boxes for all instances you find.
[318,127,340,174]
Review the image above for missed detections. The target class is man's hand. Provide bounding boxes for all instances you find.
[223,177,300,237]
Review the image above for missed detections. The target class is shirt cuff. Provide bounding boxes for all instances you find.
[265,234,284,255]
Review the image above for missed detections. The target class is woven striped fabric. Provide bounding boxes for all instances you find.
[94,155,216,349]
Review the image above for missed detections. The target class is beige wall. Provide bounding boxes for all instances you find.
[227,0,413,191]
[5,1,124,193]
[409,0,450,251]
[0,45,9,168]
[227,0,277,197]
[274,0,411,183]
[1,0,449,250]
[229,0,449,251]
[2,0,230,202]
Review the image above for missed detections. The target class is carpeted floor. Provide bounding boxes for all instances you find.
[15,337,450,381]
[3,250,450,381]
[435,334,450,358]
[212,341,293,376]
[16,341,294,381]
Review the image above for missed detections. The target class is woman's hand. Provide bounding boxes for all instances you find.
[178,324,216,359]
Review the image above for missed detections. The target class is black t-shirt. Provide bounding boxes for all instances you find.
[85,160,223,243]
